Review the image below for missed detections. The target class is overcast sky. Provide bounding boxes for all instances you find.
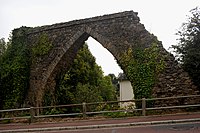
[0,0,199,76]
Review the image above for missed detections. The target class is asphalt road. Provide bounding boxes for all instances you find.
[39,122,200,133]
[1,113,200,132]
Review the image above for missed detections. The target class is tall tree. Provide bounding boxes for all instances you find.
[0,38,8,110]
[0,38,5,110]
[172,7,200,89]
[0,38,6,57]
[108,73,119,96]
[0,28,30,109]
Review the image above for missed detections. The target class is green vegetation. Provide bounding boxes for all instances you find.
[120,42,165,104]
[104,111,137,118]
[0,38,6,56]
[0,28,117,112]
[0,27,30,109]
[32,33,52,57]
[171,7,200,89]
[51,44,116,108]
[108,74,119,96]
[41,43,117,114]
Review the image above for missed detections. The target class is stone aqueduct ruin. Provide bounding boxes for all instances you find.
[14,11,199,107]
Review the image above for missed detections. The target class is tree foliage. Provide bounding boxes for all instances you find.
[172,7,200,88]
[0,38,6,57]
[108,73,119,96]
[0,38,7,110]
[0,28,30,109]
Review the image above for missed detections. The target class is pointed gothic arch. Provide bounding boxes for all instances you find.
[13,11,198,107]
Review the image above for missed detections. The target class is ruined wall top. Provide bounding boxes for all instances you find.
[27,11,139,34]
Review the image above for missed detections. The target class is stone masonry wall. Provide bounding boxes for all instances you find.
[13,11,199,107]
[152,46,200,106]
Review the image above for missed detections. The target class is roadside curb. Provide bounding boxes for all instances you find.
[1,118,200,133]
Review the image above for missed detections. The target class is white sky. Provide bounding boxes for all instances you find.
[0,0,199,76]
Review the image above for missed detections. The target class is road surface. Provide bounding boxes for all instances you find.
[1,113,200,132]
[37,122,200,133]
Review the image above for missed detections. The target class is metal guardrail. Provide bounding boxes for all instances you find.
[0,95,200,123]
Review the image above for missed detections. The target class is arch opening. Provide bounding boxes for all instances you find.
[86,37,123,76]
[43,33,124,107]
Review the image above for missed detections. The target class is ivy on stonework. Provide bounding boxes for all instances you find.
[119,41,165,107]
